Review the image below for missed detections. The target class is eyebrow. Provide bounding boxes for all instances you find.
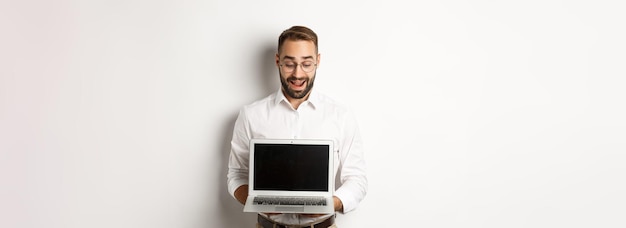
[282,55,315,61]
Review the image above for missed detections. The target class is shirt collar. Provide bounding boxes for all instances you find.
[274,89,320,110]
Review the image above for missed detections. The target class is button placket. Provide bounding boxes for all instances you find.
[292,110,300,139]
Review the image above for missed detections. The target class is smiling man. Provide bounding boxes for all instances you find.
[277,35,318,106]
[228,26,368,228]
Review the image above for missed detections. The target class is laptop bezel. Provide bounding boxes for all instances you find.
[248,138,335,197]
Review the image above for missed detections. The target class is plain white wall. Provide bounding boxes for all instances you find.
[1,0,625,227]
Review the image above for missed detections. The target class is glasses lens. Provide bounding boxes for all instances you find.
[302,61,315,72]
[282,63,296,72]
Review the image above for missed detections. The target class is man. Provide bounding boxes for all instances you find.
[227,26,367,228]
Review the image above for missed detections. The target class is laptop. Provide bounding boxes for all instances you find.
[243,138,335,214]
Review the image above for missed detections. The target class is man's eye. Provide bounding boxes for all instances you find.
[285,63,296,67]
[302,63,313,67]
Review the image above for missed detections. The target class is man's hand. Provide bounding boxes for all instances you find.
[235,186,282,216]
[234,185,248,205]
[333,196,343,212]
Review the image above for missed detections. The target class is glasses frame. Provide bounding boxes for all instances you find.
[279,60,318,73]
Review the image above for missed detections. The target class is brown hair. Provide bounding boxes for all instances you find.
[277,26,318,54]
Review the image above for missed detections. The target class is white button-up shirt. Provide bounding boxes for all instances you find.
[227,89,368,225]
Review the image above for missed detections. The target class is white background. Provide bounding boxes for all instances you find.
[1,0,625,227]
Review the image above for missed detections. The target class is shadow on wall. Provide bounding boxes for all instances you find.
[258,43,279,96]
[215,42,277,227]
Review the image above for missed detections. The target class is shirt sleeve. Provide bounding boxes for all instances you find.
[333,109,368,213]
[227,108,251,198]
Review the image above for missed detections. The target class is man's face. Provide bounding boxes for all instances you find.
[276,40,320,100]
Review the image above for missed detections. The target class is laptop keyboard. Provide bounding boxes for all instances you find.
[253,196,327,206]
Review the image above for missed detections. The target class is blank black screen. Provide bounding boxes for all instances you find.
[253,144,329,191]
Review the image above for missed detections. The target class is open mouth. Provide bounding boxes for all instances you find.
[289,78,306,90]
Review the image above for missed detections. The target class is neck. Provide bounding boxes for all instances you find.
[282,90,311,110]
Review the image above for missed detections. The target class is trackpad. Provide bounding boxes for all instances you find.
[276,206,304,212]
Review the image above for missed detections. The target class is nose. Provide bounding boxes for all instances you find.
[292,63,306,77]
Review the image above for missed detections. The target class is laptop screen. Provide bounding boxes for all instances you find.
[253,143,329,192]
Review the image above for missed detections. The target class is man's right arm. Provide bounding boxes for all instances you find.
[227,108,252,202]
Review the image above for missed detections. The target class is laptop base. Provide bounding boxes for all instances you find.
[243,196,334,214]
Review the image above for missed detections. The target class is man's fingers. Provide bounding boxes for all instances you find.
[300,213,325,217]
[265,213,282,216]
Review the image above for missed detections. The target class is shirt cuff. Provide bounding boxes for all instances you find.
[334,188,356,213]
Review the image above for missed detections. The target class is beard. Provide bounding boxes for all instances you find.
[279,72,316,99]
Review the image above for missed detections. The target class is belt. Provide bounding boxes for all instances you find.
[257,214,335,228]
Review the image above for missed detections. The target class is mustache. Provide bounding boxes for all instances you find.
[287,76,307,81]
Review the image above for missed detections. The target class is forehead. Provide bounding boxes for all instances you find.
[279,40,317,59]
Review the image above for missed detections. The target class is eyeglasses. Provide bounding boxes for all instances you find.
[279,61,317,73]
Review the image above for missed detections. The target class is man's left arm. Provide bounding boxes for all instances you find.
[333,110,368,213]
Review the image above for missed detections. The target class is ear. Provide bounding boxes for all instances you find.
[275,53,280,67]
[316,53,321,67]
